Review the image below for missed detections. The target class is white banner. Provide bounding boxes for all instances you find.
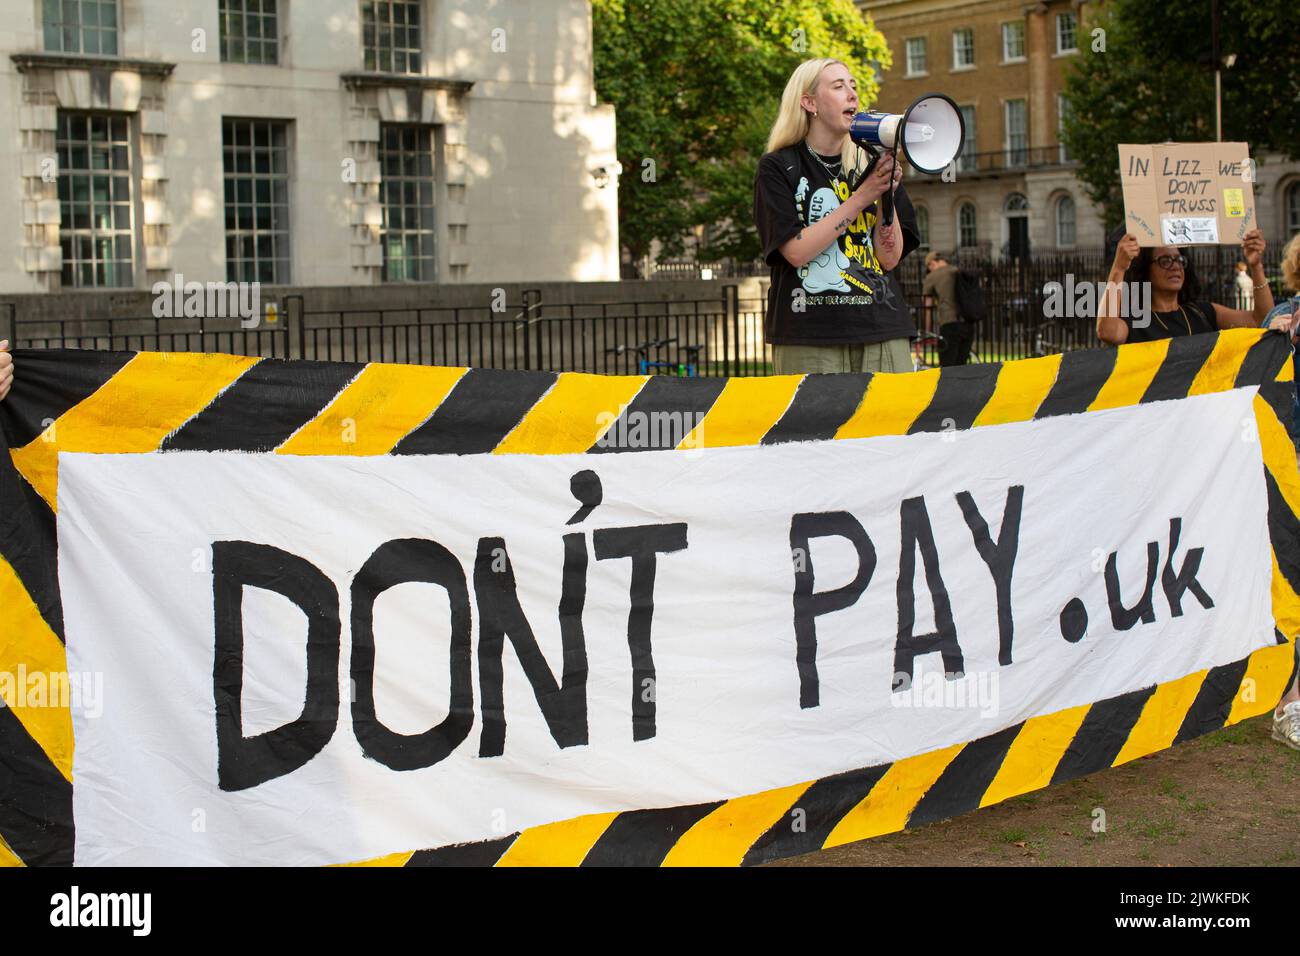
[60,388,1274,866]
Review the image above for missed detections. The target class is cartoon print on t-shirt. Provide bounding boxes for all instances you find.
[791,172,884,303]
[799,180,851,293]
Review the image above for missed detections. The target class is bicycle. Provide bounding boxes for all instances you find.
[911,331,945,371]
[605,337,706,377]
[1031,319,1083,357]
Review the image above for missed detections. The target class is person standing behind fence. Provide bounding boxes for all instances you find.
[1235,261,1255,310]
[1096,229,1275,344]
[752,58,919,375]
[921,251,973,367]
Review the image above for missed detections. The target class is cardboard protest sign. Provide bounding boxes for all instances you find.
[1118,142,1255,247]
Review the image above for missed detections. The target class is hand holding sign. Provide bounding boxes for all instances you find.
[1242,227,1265,269]
[1111,232,1140,273]
[1118,143,1256,247]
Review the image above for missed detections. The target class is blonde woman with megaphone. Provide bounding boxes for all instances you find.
[753,58,920,375]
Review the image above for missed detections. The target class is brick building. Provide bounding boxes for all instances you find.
[858,0,1300,257]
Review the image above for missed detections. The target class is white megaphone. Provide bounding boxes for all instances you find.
[848,93,965,225]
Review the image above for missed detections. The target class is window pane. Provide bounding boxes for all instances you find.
[378,122,436,282]
[57,107,134,289]
[222,118,292,283]
[1005,101,1027,166]
[1058,13,1077,51]
[220,0,280,63]
[959,205,977,246]
[364,1,424,74]
[46,1,122,55]
[1057,197,1076,246]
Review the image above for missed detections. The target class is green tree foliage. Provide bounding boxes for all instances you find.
[1061,0,1300,231]
[591,0,890,269]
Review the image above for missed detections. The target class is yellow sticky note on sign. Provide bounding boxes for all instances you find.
[1224,188,1245,217]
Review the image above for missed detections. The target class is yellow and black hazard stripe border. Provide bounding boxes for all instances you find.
[0,329,1296,867]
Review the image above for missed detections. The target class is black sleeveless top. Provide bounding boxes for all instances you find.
[1123,300,1217,343]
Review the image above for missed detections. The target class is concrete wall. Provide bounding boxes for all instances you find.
[0,0,620,294]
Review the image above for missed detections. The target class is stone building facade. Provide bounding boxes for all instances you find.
[0,0,620,295]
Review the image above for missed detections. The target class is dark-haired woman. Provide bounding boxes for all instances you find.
[1096,229,1279,344]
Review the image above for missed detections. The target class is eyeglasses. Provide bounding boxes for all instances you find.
[1153,254,1188,270]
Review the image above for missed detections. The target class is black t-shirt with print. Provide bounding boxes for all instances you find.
[1123,300,1218,343]
[753,143,920,346]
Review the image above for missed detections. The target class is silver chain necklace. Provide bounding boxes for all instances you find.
[804,139,843,181]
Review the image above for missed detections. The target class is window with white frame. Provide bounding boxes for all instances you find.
[220,0,280,65]
[1057,94,1073,162]
[363,0,423,74]
[952,28,974,68]
[958,105,976,172]
[379,124,436,282]
[57,111,134,288]
[1001,22,1025,61]
[906,37,927,76]
[915,205,930,249]
[1056,195,1076,247]
[223,118,291,283]
[43,0,119,55]
[1057,12,1078,53]
[1287,182,1300,235]
[1004,99,1027,167]
[958,203,977,247]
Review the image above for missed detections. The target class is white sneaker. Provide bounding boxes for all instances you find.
[1274,701,1300,751]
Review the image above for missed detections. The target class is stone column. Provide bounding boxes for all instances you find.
[1025,3,1051,154]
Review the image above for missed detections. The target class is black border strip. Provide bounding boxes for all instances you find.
[741,763,891,866]
[392,368,557,455]
[1173,658,1251,743]
[908,363,1002,434]
[587,375,725,453]
[405,834,518,867]
[1033,347,1118,419]
[0,705,73,867]
[1138,333,1218,404]
[580,802,724,866]
[760,373,872,445]
[0,349,134,449]
[1050,685,1157,784]
[907,723,1024,828]
[162,359,362,452]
